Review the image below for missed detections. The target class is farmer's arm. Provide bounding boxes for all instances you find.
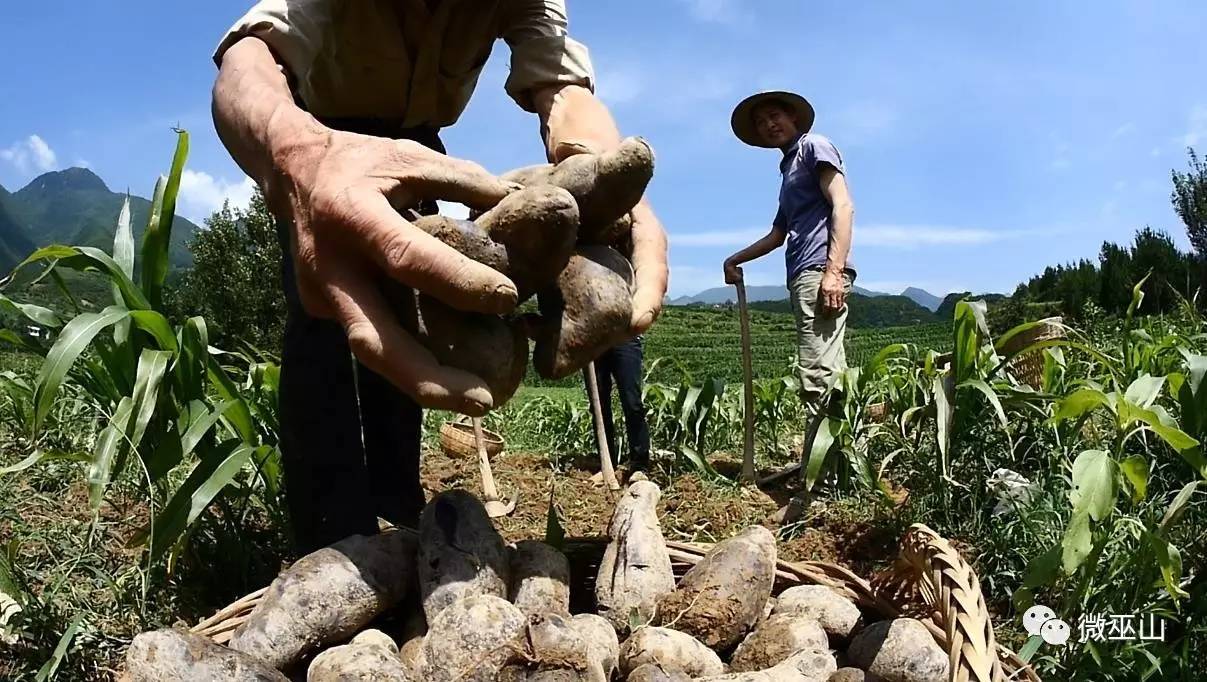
[499,0,668,334]
[818,165,854,311]
[723,226,787,284]
[212,36,517,415]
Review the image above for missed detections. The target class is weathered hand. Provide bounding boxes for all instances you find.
[819,269,847,314]
[723,259,744,285]
[627,202,668,334]
[270,125,518,415]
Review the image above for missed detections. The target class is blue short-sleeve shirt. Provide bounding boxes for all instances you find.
[774,133,851,282]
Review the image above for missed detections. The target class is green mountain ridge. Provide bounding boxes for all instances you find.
[0,167,201,273]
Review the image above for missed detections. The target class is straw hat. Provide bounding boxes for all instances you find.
[730,90,815,148]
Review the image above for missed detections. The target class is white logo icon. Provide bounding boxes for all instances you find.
[1022,604,1070,646]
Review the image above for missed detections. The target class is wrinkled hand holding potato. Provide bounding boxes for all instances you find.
[396,139,654,408]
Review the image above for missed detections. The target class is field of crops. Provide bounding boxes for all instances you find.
[523,305,951,387]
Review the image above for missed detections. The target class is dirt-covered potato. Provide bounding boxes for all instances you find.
[474,186,579,299]
[227,531,416,671]
[595,480,675,634]
[125,629,289,682]
[847,618,948,682]
[695,649,837,682]
[512,612,618,682]
[626,663,693,682]
[307,629,409,681]
[772,585,863,643]
[500,138,654,243]
[509,540,571,617]
[390,287,528,406]
[421,594,527,682]
[730,614,828,672]
[412,215,509,274]
[531,246,634,380]
[618,626,725,678]
[655,526,777,650]
[418,490,511,623]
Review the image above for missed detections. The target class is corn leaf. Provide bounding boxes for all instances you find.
[34,613,83,682]
[111,196,134,306]
[14,246,149,311]
[149,440,259,560]
[86,396,134,511]
[0,293,61,329]
[140,130,189,309]
[32,306,130,437]
[804,415,836,491]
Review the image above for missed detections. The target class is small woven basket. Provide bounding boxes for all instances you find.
[439,420,504,459]
[866,400,890,423]
[998,317,1065,389]
[190,523,1040,682]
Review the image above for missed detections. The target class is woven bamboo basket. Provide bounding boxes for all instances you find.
[439,419,504,459]
[998,317,1065,389]
[189,523,1040,682]
[866,400,890,423]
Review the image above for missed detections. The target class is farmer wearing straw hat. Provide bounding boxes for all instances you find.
[723,91,855,408]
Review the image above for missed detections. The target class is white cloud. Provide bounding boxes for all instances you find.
[1110,122,1136,139]
[0,135,58,174]
[1183,105,1207,147]
[675,0,750,26]
[671,224,1027,249]
[178,169,257,221]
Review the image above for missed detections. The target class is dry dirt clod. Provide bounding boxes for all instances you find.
[595,480,675,635]
[417,489,511,623]
[227,530,416,671]
[847,618,949,682]
[617,626,725,678]
[694,648,837,681]
[654,525,777,650]
[125,628,290,682]
[729,614,828,672]
[772,585,863,644]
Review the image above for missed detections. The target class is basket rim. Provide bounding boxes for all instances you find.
[190,526,1040,682]
[440,420,504,445]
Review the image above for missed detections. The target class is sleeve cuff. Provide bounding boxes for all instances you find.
[505,35,595,112]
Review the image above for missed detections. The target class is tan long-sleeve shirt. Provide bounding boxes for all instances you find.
[213,0,596,127]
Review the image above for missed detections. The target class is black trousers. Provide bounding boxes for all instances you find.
[584,336,650,469]
[276,119,441,554]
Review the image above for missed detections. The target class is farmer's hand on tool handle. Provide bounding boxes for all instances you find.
[723,259,744,285]
[536,85,668,335]
[214,37,516,416]
[820,268,847,314]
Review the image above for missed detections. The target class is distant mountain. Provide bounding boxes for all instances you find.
[901,286,943,311]
[0,167,200,274]
[0,188,36,272]
[746,293,937,327]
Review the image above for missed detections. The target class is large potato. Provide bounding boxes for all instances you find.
[847,618,948,682]
[772,585,862,643]
[227,531,416,670]
[509,540,571,617]
[126,629,289,682]
[594,480,675,634]
[531,246,634,380]
[695,649,837,681]
[306,629,410,681]
[654,526,777,650]
[730,614,828,672]
[420,595,527,682]
[418,489,511,623]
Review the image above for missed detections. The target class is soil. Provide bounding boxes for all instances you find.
[419,447,901,576]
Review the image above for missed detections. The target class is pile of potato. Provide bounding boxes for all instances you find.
[124,478,952,682]
[390,139,655,407]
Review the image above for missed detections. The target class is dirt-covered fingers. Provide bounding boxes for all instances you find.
[343,188,517,314]
[628,203,668,334]
[388,141,518,211]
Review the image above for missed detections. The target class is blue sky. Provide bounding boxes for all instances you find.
[2,0,1204,298]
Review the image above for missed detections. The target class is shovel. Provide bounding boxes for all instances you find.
[473,417,517,517]
[586,360,621,491]
[736,281,757,483]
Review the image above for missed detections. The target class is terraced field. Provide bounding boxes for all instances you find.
[524,306,950,387]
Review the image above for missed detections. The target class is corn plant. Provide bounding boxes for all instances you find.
[0,131,278,568]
